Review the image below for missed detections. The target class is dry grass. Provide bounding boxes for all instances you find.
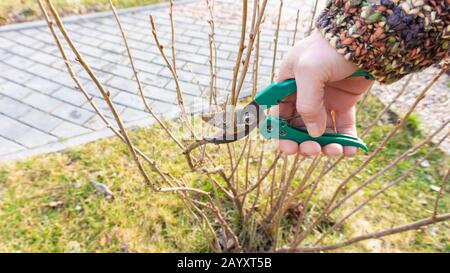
[0,94,448,252]
[0,0,164,25]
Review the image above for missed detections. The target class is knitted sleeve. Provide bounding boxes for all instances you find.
[316,0,449,84]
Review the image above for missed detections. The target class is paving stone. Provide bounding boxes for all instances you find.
[51,73,81,88]
[0,51,12,61]
[0,114,31,140]
[0,114,57,148]
[175,43,201,54]
[120,107,150,122]
[124,32,149,45]
[15,127,58,148]
[74,33,104,47]
[78,44,109,58]
[215,59,236,70]
[81,96,125,118]
[105,64,136,80]
[134,59,165,75]
[0,61,10,74]
[106,77,141,93]
[113,91,146,109]
[0,37,16,49]
[0,81,32,100]
[51,122,92,139]
[23,77,61,95]
[214,34,240,45]
[176,52,209,65]
[15,34,46,50]
[0,96,31,118]
[26,63,62,78]
[184,30,208,40]
[52,103,94,125]
[196,46,230,60]
[2,55,36,70]
[18,108,63,132]
[28,51,60,66]
[22,93,61,112]
[2,67,34,83]
[0,137,25,156]
[165,80,205,96]
[6,43,36,56]
[139,72,171,88]
[52,86,88,106]
[147,100,180,118]
[63,23,84,33]
[129,49,158,65]
[218,43,238,52]
[83,115,109,131]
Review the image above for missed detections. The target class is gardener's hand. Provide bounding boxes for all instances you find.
[274,31,373,157]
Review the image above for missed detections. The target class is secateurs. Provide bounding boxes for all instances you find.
[202,69,373,152]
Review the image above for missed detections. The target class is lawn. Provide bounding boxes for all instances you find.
[0,93,448,253]
[0,0,165,25]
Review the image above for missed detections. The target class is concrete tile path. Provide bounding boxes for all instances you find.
[0,0,305,160]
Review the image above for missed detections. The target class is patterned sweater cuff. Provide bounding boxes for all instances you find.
[316,0,449,84]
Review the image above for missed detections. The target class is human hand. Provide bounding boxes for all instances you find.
[273,31,373,157]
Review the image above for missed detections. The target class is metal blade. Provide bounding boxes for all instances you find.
[203,101,265,144]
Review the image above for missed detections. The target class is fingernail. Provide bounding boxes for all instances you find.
[305,123,321,138]
[344,147,358,157]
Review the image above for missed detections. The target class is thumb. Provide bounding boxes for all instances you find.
[294,62,327,138]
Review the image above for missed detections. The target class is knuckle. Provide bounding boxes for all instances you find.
[295,56,322,71]
[296,103,319,118]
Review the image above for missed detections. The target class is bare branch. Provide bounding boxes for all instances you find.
[230,0,249,105]
[361,75,413,137]
[433,168,450,219]
[282,213,450,253]
[270,0,283,82]
[291,9,300,46]
[306,0,319,37]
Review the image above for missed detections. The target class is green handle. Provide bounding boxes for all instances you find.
[260,116,368,152]
[254,68,373,108]
[255,79,297,108]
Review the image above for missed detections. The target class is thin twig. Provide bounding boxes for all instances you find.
[291,9,300,46]
[314,130,449,246]
[361,75,413,137]
[206,0,218,106]
[44,0,157,190]
[108,0,184,150]
[149,16,195,136]
[433,168,449,219]
[306,0,319,37]
[329,121,449,214]
[168,0,177,75]
[234,0,269,103]
[289,63,448,249]
[251,0,261,98]
[270,0,283,82]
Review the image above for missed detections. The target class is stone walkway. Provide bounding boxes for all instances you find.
[0,0,299,160]
[0,0,448,160]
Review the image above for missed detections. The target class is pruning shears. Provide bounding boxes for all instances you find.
[202,69,373,152]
